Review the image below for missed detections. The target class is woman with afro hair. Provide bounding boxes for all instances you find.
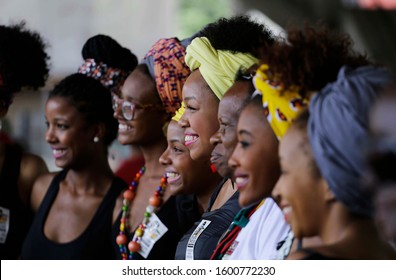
[0,21,50,259]
[211,23,375,260]
[175,15,275,260]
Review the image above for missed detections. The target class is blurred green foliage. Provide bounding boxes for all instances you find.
[176,0,234,38]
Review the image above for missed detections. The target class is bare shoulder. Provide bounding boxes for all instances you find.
[30,172,58,212]
[20,153,48,175]
[18,153,49,206]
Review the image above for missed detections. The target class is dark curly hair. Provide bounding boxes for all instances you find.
[259,23,372,95]
[0,22,50,93]
[48,73,118,147]
[82,34,138,72]
[196,15,275,57]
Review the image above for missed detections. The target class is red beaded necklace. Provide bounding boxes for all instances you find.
[116,166,168,260]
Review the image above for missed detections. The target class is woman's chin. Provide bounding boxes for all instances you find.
[169,184,183,196]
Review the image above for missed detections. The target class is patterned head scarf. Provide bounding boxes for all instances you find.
[308,65,393,217]
[143,37,191,115]
[78,58,129,96]
[254,64,309,140]
[185,37,258,100]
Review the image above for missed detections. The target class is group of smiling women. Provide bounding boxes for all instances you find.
[3,15,396,260]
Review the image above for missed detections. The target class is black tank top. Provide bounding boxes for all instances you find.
[20,170,126,260]
[0,144,32,259]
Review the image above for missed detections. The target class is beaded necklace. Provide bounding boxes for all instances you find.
[116,166,168,260]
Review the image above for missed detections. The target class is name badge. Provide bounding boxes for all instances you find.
[135,213,168,258]
[185,219,211,260]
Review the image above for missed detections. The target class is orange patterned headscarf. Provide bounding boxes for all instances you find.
[144,38,191,115]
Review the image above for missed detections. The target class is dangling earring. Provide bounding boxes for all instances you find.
[93,136,99,143]
[210,163,217,174]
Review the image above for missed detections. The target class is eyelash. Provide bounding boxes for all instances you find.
[239,140,250,148]
[219,124,227,134]
[186,105,197,112]
[172,146,184,153]
[57,124,68,130]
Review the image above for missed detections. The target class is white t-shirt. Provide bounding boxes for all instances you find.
[225,198,290,260]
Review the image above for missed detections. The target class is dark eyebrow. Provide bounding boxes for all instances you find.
[184,96,197,102]
[124,96,136,102]
[52,117,68,122]
[219,116,230,123]
[238,129,254,138]
[170,139,183,144]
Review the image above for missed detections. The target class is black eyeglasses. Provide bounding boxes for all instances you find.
[112,94,164,120]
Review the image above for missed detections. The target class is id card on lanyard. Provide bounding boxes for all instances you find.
[185,219,211,260]
[135,213,168,259]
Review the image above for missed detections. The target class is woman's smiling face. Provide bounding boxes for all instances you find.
[45,96,96,169]
[272,125,327,239]
[179,69,219,161]
[114,66,168,146]
[159,120,212,196]
[228,100,280,207]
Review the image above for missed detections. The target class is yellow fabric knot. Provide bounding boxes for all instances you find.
[254,64,309,140]
[172,102,185,122]
[185,37,258,100]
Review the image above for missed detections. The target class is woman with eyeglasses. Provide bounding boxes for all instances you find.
[112,37,201,260]
[77,34,144,185]
[0,22,50,259]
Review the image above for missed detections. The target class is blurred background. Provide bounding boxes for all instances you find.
[1,0,395,172]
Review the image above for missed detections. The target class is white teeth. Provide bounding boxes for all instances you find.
[185,135,198,142]
[166,172,179,178]
[118,124,132,132]
[53,149,66,156]
[282,206,292,216]
[235,177,247,185]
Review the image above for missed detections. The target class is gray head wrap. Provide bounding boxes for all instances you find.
[308,65,393,217]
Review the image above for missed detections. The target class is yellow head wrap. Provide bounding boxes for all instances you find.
[254,64,309,140]
[172,102,185,122]
[185,37,258,100]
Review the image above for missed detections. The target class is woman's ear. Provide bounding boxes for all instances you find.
[320,179,336,203]
[92,123,106,142]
